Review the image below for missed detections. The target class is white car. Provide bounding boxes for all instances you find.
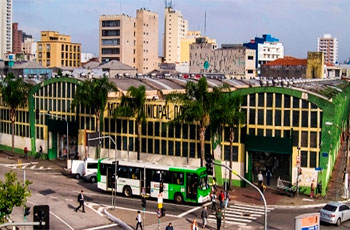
[320,202,350,226]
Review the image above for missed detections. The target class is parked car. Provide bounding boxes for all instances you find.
[320,202,350,226]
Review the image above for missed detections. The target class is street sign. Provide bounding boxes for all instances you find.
[295,213,319,230]
[203,61,209,69]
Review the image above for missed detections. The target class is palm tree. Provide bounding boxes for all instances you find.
[212,92,245,189]
[0,73,31,152]
[114,85,146,161]
[72,77,118,157]
[167,77,212,167]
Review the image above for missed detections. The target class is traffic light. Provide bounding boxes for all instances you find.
[205,153,214,175]
[141,197,146,208]
[35,109,39,120]
[33,205,49,230]
[24,207,30,217]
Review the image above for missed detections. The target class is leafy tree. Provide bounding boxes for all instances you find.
[114,86,146,161]
[211,91,245,189]
[0,171,31,223]
[167,78,213,167]
[72,77,118,157]
[0,73,31,152]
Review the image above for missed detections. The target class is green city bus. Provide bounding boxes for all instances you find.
[97,158,211,204]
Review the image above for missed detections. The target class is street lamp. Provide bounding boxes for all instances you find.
[46,113,69,161]
[325,121,349,199]
[88,135,117,208]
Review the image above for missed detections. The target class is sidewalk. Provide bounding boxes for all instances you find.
[105,208,238,230]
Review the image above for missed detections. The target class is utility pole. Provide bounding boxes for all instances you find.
[213,162,268,230]
[296,146,301,197]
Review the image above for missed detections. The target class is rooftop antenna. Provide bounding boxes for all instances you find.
[204,9,207,36]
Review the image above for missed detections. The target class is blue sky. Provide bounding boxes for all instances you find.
[14,0,350,62]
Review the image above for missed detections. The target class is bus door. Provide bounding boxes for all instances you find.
[107,163,116,190]
[145,169,152,194]
[186,173,198,200]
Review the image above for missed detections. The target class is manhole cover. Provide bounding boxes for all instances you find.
[39,189,56,196]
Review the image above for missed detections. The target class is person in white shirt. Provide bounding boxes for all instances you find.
[136,210,143,230]
[258,171,263,186]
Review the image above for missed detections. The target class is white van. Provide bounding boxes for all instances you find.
[70,158,98,183]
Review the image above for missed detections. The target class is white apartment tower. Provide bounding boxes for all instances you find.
[164,1,188,63]
[318,34,338,64]
[0,0,12,59]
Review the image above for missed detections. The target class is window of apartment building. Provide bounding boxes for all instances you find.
[61,60,64,66]
[46,44,50,51]
[38,52,42,58]
[102,39,120,46]
[47,60,50,66]
[77,46,80,52]
[133,49,135,54]
[102,30,120,36]
[61,52,64,59]
[65,53,68,58]
[70,53,72,59]
[133,58,135,63]
[61,44,64,50]
[101,48,120,54]
[247,70,254,74]
[46,52,50,58]
[74,61,76,66]
[74,46,76,52]
[65,60,68,66]
[65,45,68,51]
[70,45,72,51]
[69,60,72,66]
[248,56,254,60]
[102,20,120,27]
[38,45,42,51]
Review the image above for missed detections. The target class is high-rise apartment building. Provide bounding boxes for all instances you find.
[37,31,81,68]
[99,9,158,74]
[12,23,22,54]
[318,34,338,64]
[0,0,12,59]
[163,2,188,63]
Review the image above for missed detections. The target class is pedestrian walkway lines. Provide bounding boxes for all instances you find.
[85,202,107,217]
[207,204,274,227]
[4,163,52,171]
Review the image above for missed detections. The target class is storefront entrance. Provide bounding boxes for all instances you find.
[245,134,293,186]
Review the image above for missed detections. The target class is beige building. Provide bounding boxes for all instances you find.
[190,41,256,78]
[180,31,216,63]
[163,6,188,63]
[99,9,158,74]
[37,31,81,68]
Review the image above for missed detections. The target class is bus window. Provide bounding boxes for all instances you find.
[129,167,140,180]
[87,163,98,169]
[118,166,128,178]
[172,172,184,185]
[162,171,172,184]
[199,175,209,190]
[151,170,161,182]
[100,163,107,175]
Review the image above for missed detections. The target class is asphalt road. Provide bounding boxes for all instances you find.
[2,158,350,230]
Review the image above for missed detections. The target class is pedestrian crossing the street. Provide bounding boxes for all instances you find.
[207,203,274,227]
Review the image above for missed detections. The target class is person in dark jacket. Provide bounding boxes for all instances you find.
[201,206,208,228]
[165,223,173,230]
[216,208,224,230]
[75,190,85,212]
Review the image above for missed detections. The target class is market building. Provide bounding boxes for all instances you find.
[0,75,349,196]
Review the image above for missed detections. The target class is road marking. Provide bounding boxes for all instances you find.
[209,215,252,223]
[177,202,210,218]
[65,198,73,202]
[36,194,44,197]
[208,217,247,226]
[85,202,105,217]
[83,223,118,230]
[232,203,274,210]
[39,166,44,170]
[34,172,61,175]
[30,165,36,169]
[28,200,74,230]
[50,196,58,199]
[21,165,28,169]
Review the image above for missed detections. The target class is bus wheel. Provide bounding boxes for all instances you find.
[123,186,132,197]
[174,193,183,204]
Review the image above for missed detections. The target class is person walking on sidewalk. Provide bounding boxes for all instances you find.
[75,190,85,212]
[135,210,143,230]
[165,223,173,230]
[219,190,225,209]
[201,206,208,229]
[216,208,224,230]
[258,170,263,186]
[224,190,230,209]
[190,219,199,230]
[266,169,272,186]
[211,192,217,210]
[310,181,315,198]
[24,147,28,159]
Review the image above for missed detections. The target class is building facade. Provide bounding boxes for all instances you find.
[37,31,81,68]
[12,23,22,54]
[180,31,216,63]
[0,0,12,59]
[99,9,158,74]
[163,4,188,63]
[244,34,284,74]
[0,76,349,197]
[189,41,255,78]
[317,34,338,64]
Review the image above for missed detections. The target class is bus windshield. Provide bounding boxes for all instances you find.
[199,175,209,190]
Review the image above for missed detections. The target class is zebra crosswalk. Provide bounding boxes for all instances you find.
[207,203,274,227]
[1,163,52,170]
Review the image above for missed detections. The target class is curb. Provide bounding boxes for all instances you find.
[233,198,350,210]
[104,208,133,230]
